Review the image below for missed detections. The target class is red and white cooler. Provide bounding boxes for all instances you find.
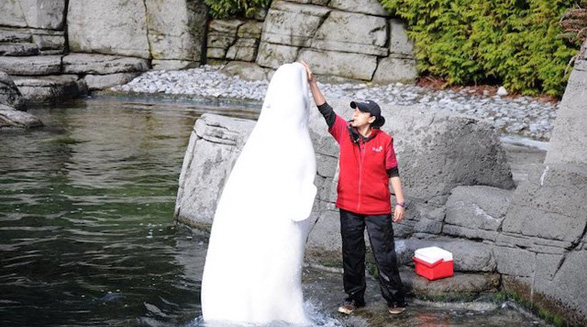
[413,246,454,280]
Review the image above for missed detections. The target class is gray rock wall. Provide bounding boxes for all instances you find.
[207,20,264,63]
[494,164,587,326]
[176,97,515,249]
[67,0,151,59]
[1,0,66,30]
[209,0,418,83]
[487,43,587,325]
[0,0,208,103]
[257,0,417,83]
[67,0,207,68]
[1,0,418,100]
[545,42,587,167]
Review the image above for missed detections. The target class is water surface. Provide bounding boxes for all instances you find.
[0,97,258,326]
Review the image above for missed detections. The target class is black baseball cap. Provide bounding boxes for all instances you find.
[350,100,385,128]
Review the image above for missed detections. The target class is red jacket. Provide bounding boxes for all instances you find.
[329,115,398,215]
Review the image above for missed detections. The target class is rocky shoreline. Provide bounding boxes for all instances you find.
[112,64,559,141]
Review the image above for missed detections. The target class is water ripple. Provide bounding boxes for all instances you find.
[0,99,215,327]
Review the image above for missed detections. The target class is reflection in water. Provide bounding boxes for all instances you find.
[415,312,450,327]
[0,98,258,327]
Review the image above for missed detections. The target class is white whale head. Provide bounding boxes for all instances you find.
[258,62,310,128]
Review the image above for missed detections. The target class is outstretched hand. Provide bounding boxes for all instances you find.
[300,61,314,84]
[300,60,326,106]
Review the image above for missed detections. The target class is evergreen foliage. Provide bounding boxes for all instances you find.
[379,0,583,96]
[204,0,271,19]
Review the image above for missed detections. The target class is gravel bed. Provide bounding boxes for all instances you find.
[112,65,559,141]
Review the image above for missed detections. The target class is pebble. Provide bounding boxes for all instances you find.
[112,65,559,141]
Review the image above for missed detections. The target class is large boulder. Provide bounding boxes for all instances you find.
[538,248,587,326]
[226,21,264,62]
[259,1,330,49]
[67,0,207,63]
[31,28,66,54]
[407,271,500,298]
[315,100,515,206]
[84,73,140,91]
[0,56,62,76]
[207,19,263,63]
[495,163,587,325]
[501,164,587,245]
[144,0,207,63]
[310,10,388,56]
[0,0,66,30]
[493,43,587,325]
[207,20,245,60]
[175,114,256,226]
[256,42,300,70]
[298,49,378,81]
[67,0,150,58]
[545,42,587,167]
[12,75,85,104]
[257,1,384,80]
[372,21,418,84]
[397,238,497,273]
[443,185,514,242]
[62,53,149,75]
[0,104,42,128]
[257,0,417,82]
[0,71,26,110]
[0,42,38,56]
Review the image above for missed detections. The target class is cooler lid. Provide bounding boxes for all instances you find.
[414,246,453,263]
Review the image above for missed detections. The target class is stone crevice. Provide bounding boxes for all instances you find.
[141,0,154,60]
[552,252,568,279]
[63,0,70,52]
[568,222,587,251]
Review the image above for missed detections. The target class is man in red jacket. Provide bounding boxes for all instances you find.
[301,62,407,315]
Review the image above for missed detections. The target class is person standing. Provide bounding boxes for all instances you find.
[301,61,407,315]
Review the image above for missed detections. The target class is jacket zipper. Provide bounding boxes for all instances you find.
[357,140,364,212]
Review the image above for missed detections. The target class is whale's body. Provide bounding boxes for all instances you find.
[201,62,317,325]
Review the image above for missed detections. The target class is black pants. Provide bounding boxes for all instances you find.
[340,209,406,307]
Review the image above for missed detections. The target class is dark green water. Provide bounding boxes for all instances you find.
[0,97,258,327]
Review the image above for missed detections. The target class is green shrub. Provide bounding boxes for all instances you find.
[205,0,271,19]
[379,0,582,97]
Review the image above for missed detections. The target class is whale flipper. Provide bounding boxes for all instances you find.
[292,183,317,222]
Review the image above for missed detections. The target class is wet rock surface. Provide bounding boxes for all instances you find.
[302,267,552,327]
[0,104,43,128]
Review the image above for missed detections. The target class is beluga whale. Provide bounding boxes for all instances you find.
[201,62,317,325]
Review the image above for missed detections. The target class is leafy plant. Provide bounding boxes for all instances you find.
[205,0,272,19]
[379,0,582,97]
